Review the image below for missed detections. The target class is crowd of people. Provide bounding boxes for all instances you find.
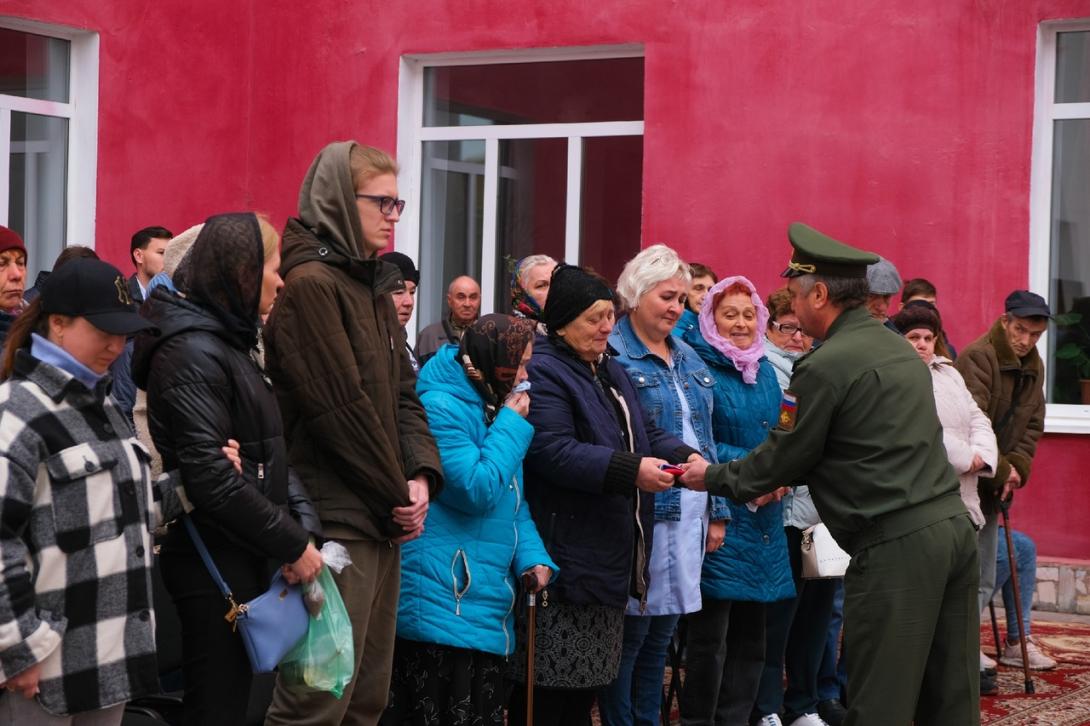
[0,141,1057,726]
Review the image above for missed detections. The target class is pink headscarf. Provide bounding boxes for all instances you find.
[698,275,769,385]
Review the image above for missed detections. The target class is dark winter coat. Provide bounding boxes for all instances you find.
[522,336,697,609]
[133,289,312,562]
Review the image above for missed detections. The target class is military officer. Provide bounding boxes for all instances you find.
[681,223,980,726]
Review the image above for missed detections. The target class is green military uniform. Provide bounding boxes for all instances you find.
[703,223,980,725]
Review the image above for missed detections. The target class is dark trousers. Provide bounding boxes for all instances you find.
[679,599,766,726]
[843,515,980,726]
[506,685,594,726]
[754,527,838,721]
[160,545,268,726]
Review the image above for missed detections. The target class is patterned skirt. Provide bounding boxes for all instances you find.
[507,598,625,689]
[382,638,506,726]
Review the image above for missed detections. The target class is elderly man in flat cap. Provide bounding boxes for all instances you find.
[682,223,979,726]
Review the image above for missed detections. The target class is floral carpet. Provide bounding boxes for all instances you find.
[981,618,1090,725]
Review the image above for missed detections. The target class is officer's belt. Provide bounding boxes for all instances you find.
[845,492,967,554]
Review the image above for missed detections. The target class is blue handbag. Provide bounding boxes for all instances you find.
[182,516,309,673]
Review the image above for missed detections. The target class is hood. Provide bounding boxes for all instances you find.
[416,344,482,408]
[131,288,232,389]
[280,217,403,295]
[297,140,368,261]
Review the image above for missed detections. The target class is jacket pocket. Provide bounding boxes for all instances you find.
[451,548,471,615]
[45,441,125,553]
[630,372,664,422]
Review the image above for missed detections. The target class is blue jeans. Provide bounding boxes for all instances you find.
[817,580,846,703]
[598,613,681,726]
[993,528,1036,640]
[754,527,838,720]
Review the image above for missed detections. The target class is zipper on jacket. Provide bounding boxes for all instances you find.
[257,463,264,480]
[634,488,648,614]
[504,475,520,655]
[450,549,471,616]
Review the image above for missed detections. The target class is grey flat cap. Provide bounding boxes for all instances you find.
[866,256,902,295]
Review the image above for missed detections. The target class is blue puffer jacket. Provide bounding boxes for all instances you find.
[683,328,795,603]
[397,345,557,656]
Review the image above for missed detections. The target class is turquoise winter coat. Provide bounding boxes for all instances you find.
[397,345,557,656]
[684,328,795,603]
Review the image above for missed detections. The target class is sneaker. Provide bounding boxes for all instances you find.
[1000,637,1057,670]
[788,715,830,726]
[756,716,783,726]
[980,669,998,696]
[817,699,847,726]
[980,649,997,671]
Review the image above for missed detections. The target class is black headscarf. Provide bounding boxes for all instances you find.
[459,313,536,422]
[173,213,264,350]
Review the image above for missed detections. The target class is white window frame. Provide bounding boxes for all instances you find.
[0,16,99,252]
[1029,19,1090,433]
[396,44,644,340]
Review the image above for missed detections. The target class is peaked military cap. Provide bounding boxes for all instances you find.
[781,222,880,279]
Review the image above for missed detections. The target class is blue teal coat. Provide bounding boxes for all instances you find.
[397,345,557,656]
[683,328,795,603]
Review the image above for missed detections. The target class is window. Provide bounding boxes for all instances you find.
[0,19,98,282]
[1030,21,1090,432]
[397,46,644,336]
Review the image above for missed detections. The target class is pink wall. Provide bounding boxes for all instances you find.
[2,0,1087,558]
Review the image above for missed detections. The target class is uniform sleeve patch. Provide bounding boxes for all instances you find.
[778,391,798,431]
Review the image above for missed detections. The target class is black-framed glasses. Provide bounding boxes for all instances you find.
[771,321,804,336]
[355,194,406,216]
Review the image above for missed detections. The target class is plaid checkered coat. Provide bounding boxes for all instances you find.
[0,351,184,715]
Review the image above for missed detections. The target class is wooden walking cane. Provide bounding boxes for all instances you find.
[988,601,1003,661]
[999,498,1034,694]
[522,572,538,725]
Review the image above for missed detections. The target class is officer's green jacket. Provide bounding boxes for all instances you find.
[704,306,967,555]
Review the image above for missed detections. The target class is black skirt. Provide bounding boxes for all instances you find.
[381,638,506,726]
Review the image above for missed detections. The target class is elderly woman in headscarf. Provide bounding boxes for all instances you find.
[510,254,558,333]
[680,276,794,725]
[133,213,324,725]
[382,313,556,725]
[508,265,704,726]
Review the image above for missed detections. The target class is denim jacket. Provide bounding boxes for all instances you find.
[608,317,731,522]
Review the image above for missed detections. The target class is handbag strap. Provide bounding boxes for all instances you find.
[181,516,235,601]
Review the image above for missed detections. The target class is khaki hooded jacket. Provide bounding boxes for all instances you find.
[264,141,442,541]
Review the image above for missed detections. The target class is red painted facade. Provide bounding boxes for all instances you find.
[1,0,1087,557]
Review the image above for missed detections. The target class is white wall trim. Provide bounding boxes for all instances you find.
[403,44,643,68]
[1030,19,1090,433]
[419,120,643,141]
[564,136,583,264]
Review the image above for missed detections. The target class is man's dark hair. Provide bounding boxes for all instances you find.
[799,274,870,309]
[901,277,937,304]
[53,245,99,269]
[689,262,718,283]
[130,226,173,266]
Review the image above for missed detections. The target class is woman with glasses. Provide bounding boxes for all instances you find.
[751,288,839,726]
[262,142,442,725]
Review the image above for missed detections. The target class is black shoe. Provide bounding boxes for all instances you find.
[817,699,847,726]
[980,670,999,697]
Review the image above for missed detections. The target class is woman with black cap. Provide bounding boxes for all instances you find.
[133,213,323,725]
[507,264,702,726]
[0,258,198,723]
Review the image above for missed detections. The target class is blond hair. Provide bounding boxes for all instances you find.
[349,145,399,189]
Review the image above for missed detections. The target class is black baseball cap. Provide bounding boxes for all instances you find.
[39,258,159,335]
[1004,290,1051,319]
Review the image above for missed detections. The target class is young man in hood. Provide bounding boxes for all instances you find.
[262,141,443,725]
